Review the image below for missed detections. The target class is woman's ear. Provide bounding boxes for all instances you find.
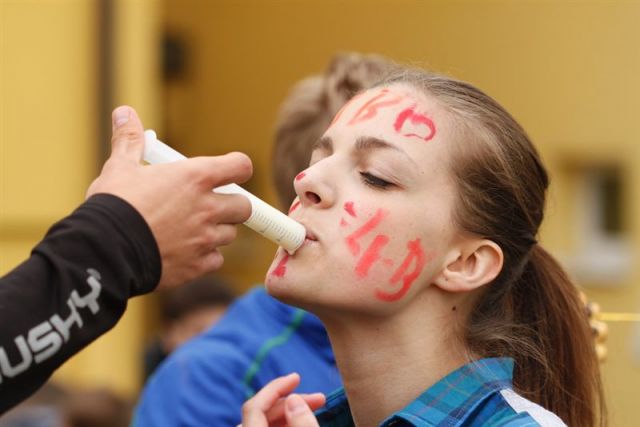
[433,240,503,293]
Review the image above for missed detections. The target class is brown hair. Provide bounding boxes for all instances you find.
[271,52,394,209]
[379,70,605,426]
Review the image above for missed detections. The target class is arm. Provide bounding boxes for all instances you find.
[0,105,252,412]
[0,194,159,412]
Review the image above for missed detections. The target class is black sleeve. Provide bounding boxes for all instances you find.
[0,194,161,412]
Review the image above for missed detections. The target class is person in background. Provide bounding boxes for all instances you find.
[143,275,235,379]
[0,106,252,413]
[64,387,131,427]
[133,52,393,427]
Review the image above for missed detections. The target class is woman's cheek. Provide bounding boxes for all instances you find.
[338,201,436,303]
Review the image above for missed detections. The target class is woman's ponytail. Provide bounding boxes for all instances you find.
[511,245,605,427]
[466,245,605,426]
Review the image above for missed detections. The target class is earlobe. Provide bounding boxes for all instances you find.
[433,240,503,293]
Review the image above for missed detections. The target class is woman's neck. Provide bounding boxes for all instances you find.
[321,289,470,427]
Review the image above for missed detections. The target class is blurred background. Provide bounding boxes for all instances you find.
[1,0,639,425]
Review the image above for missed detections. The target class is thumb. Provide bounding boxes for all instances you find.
[285,394,319,427]
[110,105,145,164]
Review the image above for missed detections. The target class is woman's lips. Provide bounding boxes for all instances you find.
[300,223,319,244]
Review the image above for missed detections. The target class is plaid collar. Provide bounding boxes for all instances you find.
[315,358,515,427]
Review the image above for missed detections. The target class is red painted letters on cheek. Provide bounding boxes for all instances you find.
[272,253,290,278]
[394,105,436,142]
[344,202,356,218]
[375,239,430,302]
[355,235,390,278]
[341,206,432,303]
[345,209,387,256]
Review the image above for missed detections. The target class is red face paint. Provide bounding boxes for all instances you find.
[348,89,403,125]
[272,253,290,278]
[376,239,429,302]
[345,209,387,256]
[344,201,356,218]
[394,105,436,142]
[329,93,363,127]
[288,200,301,214]
[295,172,306,181]
[355,234,389,278]
[340,218,349,227]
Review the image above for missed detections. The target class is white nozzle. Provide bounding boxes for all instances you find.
[143,130,306,254]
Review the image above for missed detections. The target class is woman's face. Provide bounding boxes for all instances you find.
[266,84,461,316]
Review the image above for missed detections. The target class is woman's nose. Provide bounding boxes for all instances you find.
[293,167,336,209]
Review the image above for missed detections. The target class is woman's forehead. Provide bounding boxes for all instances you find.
[325,84,451,156]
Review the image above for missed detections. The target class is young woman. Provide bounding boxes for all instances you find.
[242,68,605,427]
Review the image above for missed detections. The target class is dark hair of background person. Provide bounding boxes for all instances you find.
[64,388,131,427]
[143,275,236,380]
[160,274,235,322]
[378,69,605,427]
[271,52,395,210]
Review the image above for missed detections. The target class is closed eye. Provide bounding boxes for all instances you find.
[360,172,393,190]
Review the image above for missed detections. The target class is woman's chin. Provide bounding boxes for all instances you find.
[265,274,296,298]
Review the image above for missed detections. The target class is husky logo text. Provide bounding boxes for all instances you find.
[0,268,102,382]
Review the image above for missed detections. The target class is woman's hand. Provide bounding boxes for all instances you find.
[240,373,325,427]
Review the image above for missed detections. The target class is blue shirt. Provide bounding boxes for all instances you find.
[133,287,341,426]
[315,358,566,427]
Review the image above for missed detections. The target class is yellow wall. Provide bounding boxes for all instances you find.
[2,0,639,424]
[1,1,96,271]
[0,0,161,398]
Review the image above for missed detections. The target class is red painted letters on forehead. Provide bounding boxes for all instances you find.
[394,105,436,142]
[348,89,403,125]
[330,92,364,127]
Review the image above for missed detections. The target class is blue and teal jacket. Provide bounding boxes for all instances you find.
[133,287,341,426]
[316,358,567,426]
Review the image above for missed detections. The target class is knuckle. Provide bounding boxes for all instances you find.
[113,128,141,144]
[206,251,224,271]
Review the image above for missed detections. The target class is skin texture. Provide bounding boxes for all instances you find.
[87,106,252,289]
[245,84,504,427]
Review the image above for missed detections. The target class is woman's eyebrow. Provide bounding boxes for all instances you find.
[355,136,419,168]
[312,136,333,154]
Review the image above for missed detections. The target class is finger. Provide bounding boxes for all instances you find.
[187,152,253,189]
[110,105,145,164]
[242,373,300,426]
[301,393,326,411]
[208,193,252,224]
[207,223,238,248]
[266,393,325,423]
[285,394,321,427]
[196,224,237,256]
[198,249,225,274]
